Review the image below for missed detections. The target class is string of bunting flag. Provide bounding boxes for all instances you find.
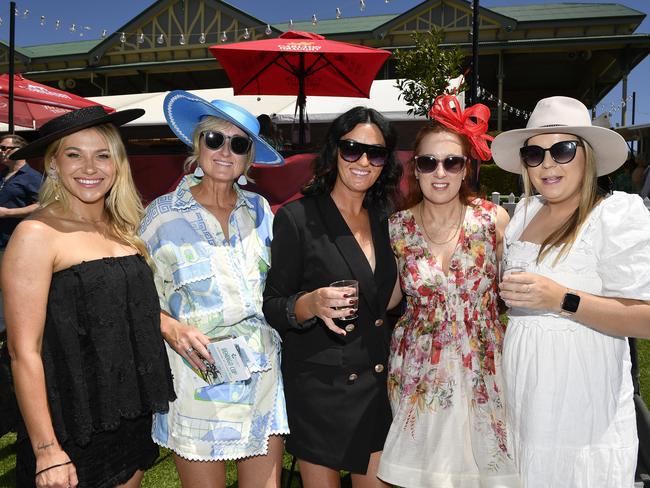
[0,1,392,44]
[596,94,634,116]
[477,86,634,121]
[476,86,531,120]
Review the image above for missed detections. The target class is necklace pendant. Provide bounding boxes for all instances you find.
[419,202,465,246]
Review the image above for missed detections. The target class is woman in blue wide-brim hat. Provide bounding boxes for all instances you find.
[139,90,289,487]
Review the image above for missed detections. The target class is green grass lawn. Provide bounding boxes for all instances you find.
[0,433,15,488]
[0,437,307,487]
[636,339,650,399]
[3,339,650,487]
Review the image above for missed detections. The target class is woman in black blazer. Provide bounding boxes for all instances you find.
[263,107,402,488]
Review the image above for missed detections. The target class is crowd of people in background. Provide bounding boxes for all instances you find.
[1,88,649,488]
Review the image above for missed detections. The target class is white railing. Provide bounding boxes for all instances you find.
[490,191,521,217]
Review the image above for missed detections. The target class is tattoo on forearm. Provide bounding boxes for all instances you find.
[37,440,55,451]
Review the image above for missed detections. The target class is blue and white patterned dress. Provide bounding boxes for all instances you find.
[139,175,289,461]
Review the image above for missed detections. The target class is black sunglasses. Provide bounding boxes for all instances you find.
[201,131,252,155]
[0,145,20,152]
[414,155,467,174]
[520,140,584,168]
[337,139,389,167]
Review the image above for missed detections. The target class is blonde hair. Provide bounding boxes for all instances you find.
[184,116,255,183]
[522,136,601,265]
[40,124,150,259]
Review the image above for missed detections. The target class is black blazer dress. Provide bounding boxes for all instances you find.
[263,193,396,473]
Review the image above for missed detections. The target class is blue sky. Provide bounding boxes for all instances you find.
[1,0,649,125]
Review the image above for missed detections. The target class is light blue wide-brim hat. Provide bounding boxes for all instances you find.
[163,90,283,165]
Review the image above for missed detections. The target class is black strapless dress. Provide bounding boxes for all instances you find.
[15,255,176,488]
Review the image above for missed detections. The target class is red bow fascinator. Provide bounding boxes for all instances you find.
[428,95,494,161]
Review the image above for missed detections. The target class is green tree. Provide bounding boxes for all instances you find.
[394,29,466,118]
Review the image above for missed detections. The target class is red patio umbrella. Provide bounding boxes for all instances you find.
[209,31,391,145]
[0,74,114,129]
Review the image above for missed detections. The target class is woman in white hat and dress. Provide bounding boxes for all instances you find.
[138,90,289,487]
[492,96,650,487]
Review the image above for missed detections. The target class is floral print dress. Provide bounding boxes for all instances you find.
[378,199,519,488]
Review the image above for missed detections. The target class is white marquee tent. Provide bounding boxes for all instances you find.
[1,79,428,132]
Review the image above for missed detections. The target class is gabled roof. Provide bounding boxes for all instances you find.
[272,14,399,36]
[0,0,283,61]
[490,3,645,22]
[87,0,281,63]
[1,1,647,60]
[7,40,102,58]
[0,41,33,60]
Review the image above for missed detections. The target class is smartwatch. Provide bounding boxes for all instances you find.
[560,290,580,316]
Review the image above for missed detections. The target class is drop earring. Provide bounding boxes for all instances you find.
[47,167,59,180]
[194,165,204,178]
[237,174,248,186]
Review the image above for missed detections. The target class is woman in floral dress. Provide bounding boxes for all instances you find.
[378,95,520,487]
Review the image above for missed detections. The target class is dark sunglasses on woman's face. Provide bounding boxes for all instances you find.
[520,140,583,168]
[337,139,389,167]
[201,130,252,155]
[414,155,467,174]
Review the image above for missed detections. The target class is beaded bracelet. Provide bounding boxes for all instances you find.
[35,460,72,477]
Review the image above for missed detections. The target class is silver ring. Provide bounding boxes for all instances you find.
[186,346,194,355]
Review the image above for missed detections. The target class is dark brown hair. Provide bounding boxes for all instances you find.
[302,106,402,217]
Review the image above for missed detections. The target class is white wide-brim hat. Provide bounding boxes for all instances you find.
[491,96,628,176]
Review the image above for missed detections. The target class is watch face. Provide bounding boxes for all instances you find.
[562,292,580,313]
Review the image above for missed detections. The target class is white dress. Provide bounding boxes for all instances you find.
[502,192,650,488]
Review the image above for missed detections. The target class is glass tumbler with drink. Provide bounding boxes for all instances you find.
[501,259,529,282]
[330,279,359,321]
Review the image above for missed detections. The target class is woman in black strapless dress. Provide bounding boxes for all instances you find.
[2,106,176,488]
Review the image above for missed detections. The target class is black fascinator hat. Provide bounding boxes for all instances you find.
[10,105,144,160]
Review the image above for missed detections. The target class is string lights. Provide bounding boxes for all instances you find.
[3,2,410,47]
